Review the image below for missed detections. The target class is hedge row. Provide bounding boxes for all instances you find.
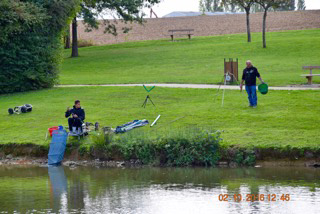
[0,0,79,94]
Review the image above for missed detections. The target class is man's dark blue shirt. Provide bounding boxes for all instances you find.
[242,66,260,86]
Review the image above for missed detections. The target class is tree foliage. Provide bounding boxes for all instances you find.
[80,1,162,35]
[0,0,79,94]
[70,0,160,57]
[297,0,306,10]
[275,0,295,11]
[205,0,303,13]
[199,0,224,12]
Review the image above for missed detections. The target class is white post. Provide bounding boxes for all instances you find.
[151,115,161,127]
[221,74,227,107]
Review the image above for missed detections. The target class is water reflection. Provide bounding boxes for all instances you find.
[0,166,319,213]
[48,166,68,213]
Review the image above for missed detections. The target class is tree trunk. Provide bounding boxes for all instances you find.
[65,35,71,49]
[65,25,71,49]
[262,10,267,48]
[245,9,251,43]
[71,17,78,57]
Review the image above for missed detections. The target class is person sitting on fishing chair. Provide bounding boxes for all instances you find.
[65,100,85,133]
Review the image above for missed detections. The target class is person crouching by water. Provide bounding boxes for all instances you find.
[65,100,85,132]
[240,60,265,108]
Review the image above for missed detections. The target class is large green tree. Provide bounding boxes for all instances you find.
[71,0,161,57]
[0,0,79,94]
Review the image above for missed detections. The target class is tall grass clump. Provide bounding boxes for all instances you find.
[91,127,222,167]
[77,39,94,48]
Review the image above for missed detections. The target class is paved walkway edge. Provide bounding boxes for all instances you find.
[56,84,320,91]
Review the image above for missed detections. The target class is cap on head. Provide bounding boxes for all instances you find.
[246,60,252,67]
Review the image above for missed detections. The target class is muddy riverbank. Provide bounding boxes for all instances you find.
[1,143,320,168]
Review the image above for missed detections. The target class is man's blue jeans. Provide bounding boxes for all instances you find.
[245,85,257,106]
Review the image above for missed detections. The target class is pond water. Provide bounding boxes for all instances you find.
[0,166,319,214]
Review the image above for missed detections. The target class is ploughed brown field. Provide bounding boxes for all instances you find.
[76,10,320,45]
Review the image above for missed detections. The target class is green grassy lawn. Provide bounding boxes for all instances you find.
[1,87,319,149]
[60,29,320,86]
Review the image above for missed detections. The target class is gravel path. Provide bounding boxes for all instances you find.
[57,83,320,90]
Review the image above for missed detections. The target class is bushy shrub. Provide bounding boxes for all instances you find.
[0,0,79,94]
[164,129,221,166]
[77,39,94,48]
[78,143,93,156]
[92,128,222,166]
[90,131,113,149]
[224,147,256,166]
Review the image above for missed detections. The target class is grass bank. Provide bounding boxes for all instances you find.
[60,29,320,86]
[0,86,319,150]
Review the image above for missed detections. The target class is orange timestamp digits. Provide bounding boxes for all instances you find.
[218,194,290,202]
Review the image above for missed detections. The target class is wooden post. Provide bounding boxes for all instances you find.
[231,59,234,82]
[234,58,238,81]
[224,58,238,83]
[307,76,312,85]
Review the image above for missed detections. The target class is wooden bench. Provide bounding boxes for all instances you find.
[301,66,320,84]
[168,29,194,41]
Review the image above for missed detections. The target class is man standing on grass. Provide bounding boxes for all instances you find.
[240,60,264,108]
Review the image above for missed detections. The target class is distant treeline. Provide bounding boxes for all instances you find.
[199,0,306,13]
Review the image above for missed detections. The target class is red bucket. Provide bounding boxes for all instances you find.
[48,126,59,137]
